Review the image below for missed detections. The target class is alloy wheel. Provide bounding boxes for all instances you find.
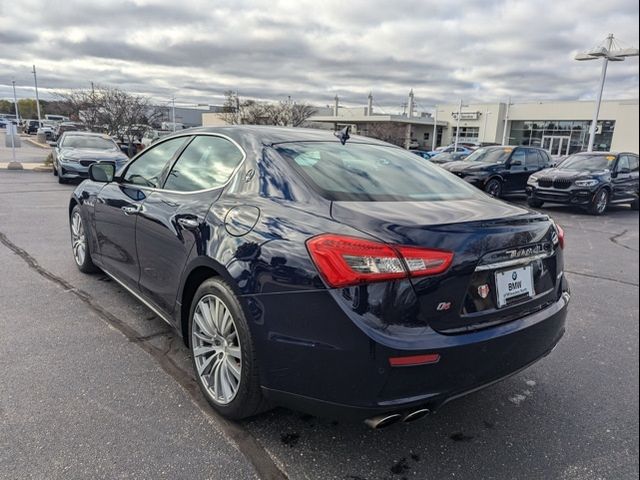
[596,190,608,214]
[192,294,242,405]
[71,211,87,266]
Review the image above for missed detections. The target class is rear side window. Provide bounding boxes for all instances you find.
[524,149,541,169]
[275,142,480,201]
[123,137,187,187]
[163,136,244,192]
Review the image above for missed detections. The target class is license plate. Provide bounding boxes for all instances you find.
[495,265,535,308]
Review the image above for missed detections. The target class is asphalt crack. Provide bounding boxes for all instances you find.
[609,229,638,253]
[0,231,287,480]
[565,270,639,287]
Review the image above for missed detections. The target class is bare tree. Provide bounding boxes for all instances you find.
[57,86,161,155]
[220,91,316,126]
[361,122,407,147]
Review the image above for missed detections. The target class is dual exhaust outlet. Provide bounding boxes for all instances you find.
[364,408,430,429]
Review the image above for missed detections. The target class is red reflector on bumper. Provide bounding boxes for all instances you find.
[389,353,441,367]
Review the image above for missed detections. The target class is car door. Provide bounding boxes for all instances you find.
[93,136,189,289]
[612,155,637,202]
[504,148,527,193]
[135,134,245,315]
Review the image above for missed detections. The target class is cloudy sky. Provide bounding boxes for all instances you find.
[1,0,638,112]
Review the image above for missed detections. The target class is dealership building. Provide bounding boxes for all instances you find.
[308,95,639,155]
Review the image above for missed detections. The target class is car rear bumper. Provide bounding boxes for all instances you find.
[527,186,595,205]
[248,284,569,421]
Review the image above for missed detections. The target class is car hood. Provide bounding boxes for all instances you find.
[60,148,127,162]
[443,161,494,173]
[537,167,610,180]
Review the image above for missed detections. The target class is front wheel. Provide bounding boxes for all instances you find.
[588,189,609,216]
[484,178,502,197]
[189,278,268,420]
[70,206,98,273]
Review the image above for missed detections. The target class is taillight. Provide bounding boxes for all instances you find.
[306,234,454,288]
[556,224,565,249]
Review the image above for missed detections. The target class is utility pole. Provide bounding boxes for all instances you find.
[501,97,512,146]
[454,99,462,151]
[235,91,241,125]
[32,65,42,124]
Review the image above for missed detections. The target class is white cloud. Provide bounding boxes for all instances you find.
[0,0,638,111]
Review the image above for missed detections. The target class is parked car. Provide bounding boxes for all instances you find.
[429,151,469,164]
[68,126,569,425]
[37,124,56,140]
[526,152,639,215]
[411,149,433,160]
[442,146,552,197]
[427,145,474,157]
[52,131,129,183]
[24,119,44,134]
[141,129,172,149]
[53,122,84,141]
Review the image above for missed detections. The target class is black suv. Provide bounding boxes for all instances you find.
[441,146,552,197]
[526,152,640,215]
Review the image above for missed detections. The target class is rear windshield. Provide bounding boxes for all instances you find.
[275,142,480,201]
[560,154,613,171]
[62,135,118,150]
[464,147,513,164]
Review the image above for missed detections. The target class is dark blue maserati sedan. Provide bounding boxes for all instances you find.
[69,126,570,427]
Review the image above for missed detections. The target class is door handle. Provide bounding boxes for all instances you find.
[177,217,200,230]
[121,205,140,215]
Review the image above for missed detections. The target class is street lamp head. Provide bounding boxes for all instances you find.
[575,53,597,61]
[587,47,608,57]
[613,47,640,58]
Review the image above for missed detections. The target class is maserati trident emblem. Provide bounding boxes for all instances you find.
[478,284,490,299]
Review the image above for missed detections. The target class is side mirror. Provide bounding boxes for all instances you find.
[89,162,116,183]
[48,141,57,147]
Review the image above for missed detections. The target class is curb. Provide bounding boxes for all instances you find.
[0,163,51,172]
[23,137,51,149]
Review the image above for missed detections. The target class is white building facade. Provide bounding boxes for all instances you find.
[308,97,638,155]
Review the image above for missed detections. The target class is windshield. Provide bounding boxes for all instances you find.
[276,142,481,201]
[464,147,513,164]
[560,154,614,171]
[62,135,118,150]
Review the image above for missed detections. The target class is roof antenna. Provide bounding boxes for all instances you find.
[334,125,351,145]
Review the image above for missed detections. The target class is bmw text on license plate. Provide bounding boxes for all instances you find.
[495,265,535,308]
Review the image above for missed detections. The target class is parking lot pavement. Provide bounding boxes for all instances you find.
[0,132,50,164]
[1,170,638,480]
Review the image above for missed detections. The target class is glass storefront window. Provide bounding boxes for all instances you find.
[508,119,615,153]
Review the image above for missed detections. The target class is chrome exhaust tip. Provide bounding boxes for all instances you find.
[402,408,430,423]
[364,413,403,429]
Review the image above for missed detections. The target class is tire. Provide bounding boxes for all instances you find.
[58,167,68,184]
[189,277,268,420]
[484,178,502,197]
[527,197,544,208]
[70,205,99,273]
[588,189,609,216]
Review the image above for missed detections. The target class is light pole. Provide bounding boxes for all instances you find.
[501,97,512,146]
[453,99,463,151]
[32,65,42,124]
[482,107,492,143]
[171,97,176,132]
[575,34,639,152]
[12,80,20,124]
